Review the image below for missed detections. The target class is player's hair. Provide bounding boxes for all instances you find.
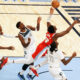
[48,25,55,33]
[16,21,21,28]
[50,41,57,52]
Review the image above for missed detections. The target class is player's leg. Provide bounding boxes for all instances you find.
[0,43,36,69]
[32,42,46,59]
[18,64,30,80]
[30,47,48,76]
[18,44,36,80]
[18,63,34,80]
[18,64,29,80]
[11,54,34,64]
[30,58,48,76]
[27,63,34,80]
[49,67,67,80]
[0,57,8,69]
[0,54,34,69]
[12,44,36,64]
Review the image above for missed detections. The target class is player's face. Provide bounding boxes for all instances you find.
[19,23,25,30]
[55,41,59,48]
[54,26,57,32]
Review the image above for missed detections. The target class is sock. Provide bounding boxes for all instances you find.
[20,70,25,75]
[6,59,14,65]
[28,69,32,75]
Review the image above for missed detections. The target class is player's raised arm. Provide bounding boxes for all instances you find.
[0,46,15,50]
[47,7,54,28]
[61,52,76,65]
[55,20,80,38]
[18,34,31,48]
[2,34,18,38]
[27,17,41,31]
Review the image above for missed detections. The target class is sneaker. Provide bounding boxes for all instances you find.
[27,74,33,80]
[30,67,38,77]
[18,72,25,80]
[0,57,8,69]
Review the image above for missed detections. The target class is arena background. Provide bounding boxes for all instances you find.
[0,0,80,80]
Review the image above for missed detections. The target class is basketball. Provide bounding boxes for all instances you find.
[51,0,60,8]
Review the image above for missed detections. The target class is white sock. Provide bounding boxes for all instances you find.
[20,70,25,75]
[7,59,14,64]
[13,59,27,64]
[28,70,32,75]
[13,57,33,64]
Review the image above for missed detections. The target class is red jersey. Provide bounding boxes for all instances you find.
[42,32,55,46]
[32,32,55,59]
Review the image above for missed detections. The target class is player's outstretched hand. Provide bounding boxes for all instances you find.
[73,20,80,24]
[72,52,76,58]
[0,26,3,35]
[8,46,15,50]
[37,16,42,24]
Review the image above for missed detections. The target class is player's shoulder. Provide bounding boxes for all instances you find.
[26,26,31,30]
[56,50,63,55]
[46,32,49,34]
[57,50,64,58]
[46,32,56,37]
[57,50,65,59]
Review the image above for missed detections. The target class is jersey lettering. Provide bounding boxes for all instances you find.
[49,54,54,63]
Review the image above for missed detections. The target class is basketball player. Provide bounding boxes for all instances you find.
[31,41,76,80]
[31,7,80,61]
[29,7,80,76]
[0,16,41,80]
[17,16,41,80]
[0,7,80,78]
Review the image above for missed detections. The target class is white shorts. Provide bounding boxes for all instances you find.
[25,54,34,64]
[49,66,67,80]
[15,44,36,64]
[24,43,36,57]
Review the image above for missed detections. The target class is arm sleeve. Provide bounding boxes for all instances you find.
[47,15,53,22]
[3,34,16,38]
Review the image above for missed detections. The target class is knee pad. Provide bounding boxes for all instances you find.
[30,63,34,66]
[22,64,29,70]
[22,63,34,70]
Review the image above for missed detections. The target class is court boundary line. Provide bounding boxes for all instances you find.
[32,70,73,80]
[0,3,51,6]
[0,13,59,15]
[56,8,80,37]
[68,13,80,15]
[62,6,80,8]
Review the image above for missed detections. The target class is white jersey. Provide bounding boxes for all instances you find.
[19,28,35,52]
[48,49,65,68]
